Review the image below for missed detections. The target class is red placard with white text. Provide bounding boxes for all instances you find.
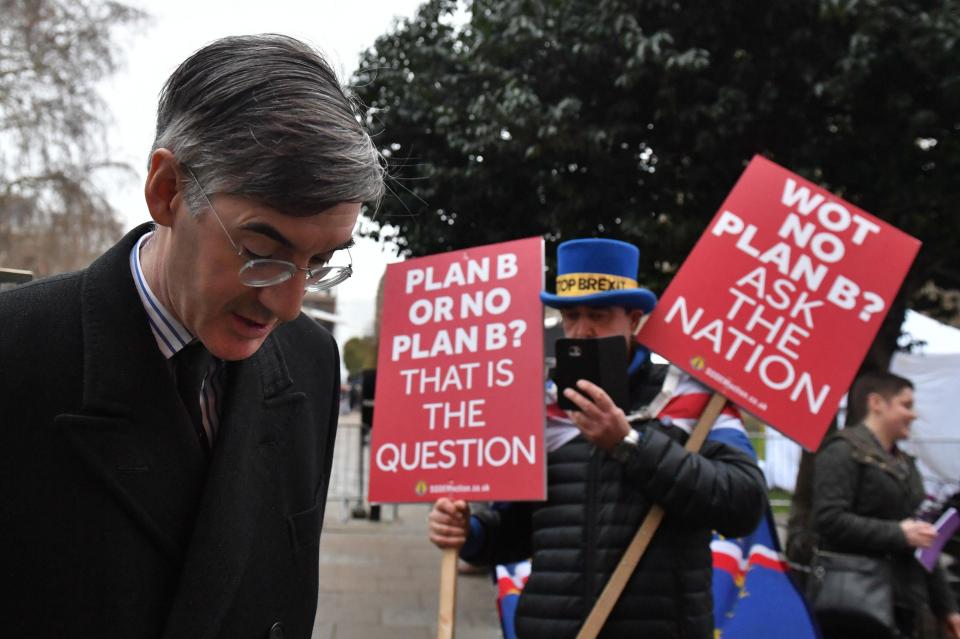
[368,237,546,503]
[639,156,920,451]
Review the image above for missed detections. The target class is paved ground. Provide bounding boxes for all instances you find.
[311,503,503,639]
[313,413,502,638]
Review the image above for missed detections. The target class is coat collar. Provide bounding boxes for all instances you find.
[838,423,912,482]
[79,223,179,416]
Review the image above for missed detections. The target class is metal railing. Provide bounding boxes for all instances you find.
[327,418,365,521]
[327,413,399,522]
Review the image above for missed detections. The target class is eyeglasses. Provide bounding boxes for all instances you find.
[185,168,353,292]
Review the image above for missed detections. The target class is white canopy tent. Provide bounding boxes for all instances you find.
[762,310,960,497]
[892,349,960,500]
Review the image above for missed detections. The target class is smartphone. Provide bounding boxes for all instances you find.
[552,336,629,411]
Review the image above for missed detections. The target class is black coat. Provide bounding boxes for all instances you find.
[812,424,957,616]
[0,225,340,639]
[465,363,766,639]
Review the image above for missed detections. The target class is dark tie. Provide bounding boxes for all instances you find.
[174,342,212,452]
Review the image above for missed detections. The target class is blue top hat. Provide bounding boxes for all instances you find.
[539,238,657,312]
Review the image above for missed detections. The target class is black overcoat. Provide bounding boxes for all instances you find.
[0,225,340,639]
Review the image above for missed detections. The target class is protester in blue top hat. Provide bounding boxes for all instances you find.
[428,238,766,639]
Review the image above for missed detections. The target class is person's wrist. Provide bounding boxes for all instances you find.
[610,428,641,462]
[460,515,484,559]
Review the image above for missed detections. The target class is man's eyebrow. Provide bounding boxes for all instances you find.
[238,222,293,249]
[335,238,356,252]
[237,224,355,254]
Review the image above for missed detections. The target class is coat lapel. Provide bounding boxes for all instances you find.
[161,335,305,639]
[57,224,208,563]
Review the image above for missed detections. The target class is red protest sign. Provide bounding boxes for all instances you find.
[368,237,546,503]
[639,156,920,451]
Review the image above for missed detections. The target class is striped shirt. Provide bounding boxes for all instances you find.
[130,231,224,445]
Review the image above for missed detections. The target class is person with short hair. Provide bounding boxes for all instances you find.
[0,34,383,638]
[813,371,960,638]
[428,238,766,639]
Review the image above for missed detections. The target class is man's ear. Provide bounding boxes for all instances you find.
[629,309,647,336]
[144,148,184,228]
[866,392,886,415]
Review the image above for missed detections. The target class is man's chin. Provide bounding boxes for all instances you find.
[201,330,271,362]
[222,338,270,361]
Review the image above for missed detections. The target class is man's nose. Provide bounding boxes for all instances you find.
[568,321,595,339]
[258,276,305,323]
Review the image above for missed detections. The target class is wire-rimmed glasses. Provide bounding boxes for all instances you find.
[185,167,353,292]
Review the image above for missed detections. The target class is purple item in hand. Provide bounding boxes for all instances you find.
[915,507,960,572]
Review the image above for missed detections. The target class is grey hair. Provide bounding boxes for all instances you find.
[151,34,384,216]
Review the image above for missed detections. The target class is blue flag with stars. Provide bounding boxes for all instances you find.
[708,428,820,639]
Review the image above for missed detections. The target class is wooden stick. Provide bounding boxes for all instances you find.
[576,392,728,639]
[437,547,458,639]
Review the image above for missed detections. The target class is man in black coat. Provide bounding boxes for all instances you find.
[428,239,766,638]
[0,35,383,639]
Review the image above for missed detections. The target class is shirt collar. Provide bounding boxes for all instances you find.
[129,230,195,359]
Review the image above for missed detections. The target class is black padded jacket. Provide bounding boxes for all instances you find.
[462,362,766,639]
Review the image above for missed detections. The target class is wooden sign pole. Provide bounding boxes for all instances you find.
[575,392,728,639]
[437,547,458,639]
